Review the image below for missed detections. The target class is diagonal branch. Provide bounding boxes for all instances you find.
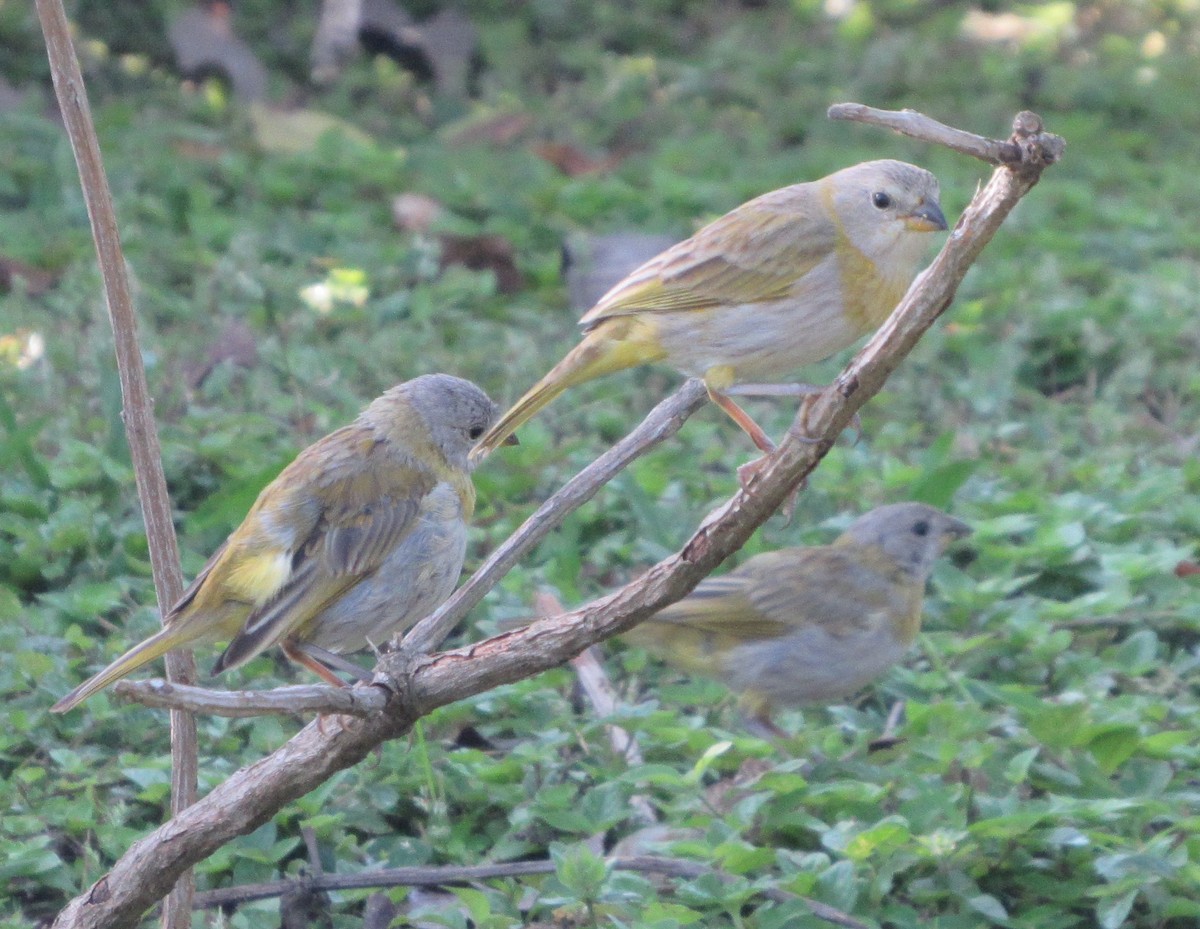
[828,103,1065,168]
[50,109,1062,929]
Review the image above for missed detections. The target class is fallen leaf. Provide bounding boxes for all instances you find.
[183,318,259,389]
[0,257,58,296]
[439,233,523,294]
[442,111,532,147]
[532,141,625,177]
[392,192,444,232]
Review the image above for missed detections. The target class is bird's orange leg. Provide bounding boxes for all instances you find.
[705,387,782,492]
[706,386,776,453]
[281,640,356,687]
[708,386,807,521]
[727,382,862,442]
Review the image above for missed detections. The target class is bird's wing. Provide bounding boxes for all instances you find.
[212,437,436,672]
[166,539,231,619]
[623,572,789,677]
[580,187,835,323]
[637,572,792,641]
[744,547,899,638]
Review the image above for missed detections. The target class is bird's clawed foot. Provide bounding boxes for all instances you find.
[737,454,805,523]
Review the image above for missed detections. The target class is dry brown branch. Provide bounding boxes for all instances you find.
[114,679,390,717]
[189,856,869,929]
[569,647,646,766]
[34,2,197,926]
[51,108,1061,929]
[828,103,1065,168]
[539,589,658,827]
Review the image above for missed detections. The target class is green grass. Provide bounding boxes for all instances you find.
[3,1,1200,927]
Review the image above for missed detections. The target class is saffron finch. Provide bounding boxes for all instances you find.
[622,502,970,731]
[53,374,508,712]
[472,160,947,463]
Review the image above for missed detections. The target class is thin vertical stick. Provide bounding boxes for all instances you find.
[33,2,198,925]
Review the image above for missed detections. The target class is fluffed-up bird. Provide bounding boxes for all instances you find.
[471,160,947,466]
[53,373,510,713]
[621,502,970,733]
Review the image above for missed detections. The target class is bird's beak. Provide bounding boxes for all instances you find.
[943,516,973,542]
[904,199,948,233]
[468,433,519,466]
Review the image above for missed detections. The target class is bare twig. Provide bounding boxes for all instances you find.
[1053,611,1190,630]
[403,378,709,654]
[51,109,1060,929]
[569,648,646,766]
[535,590,658,827]
[866,700,907,753]
[114,678,389,717]
[570,647,659,825]
[190,855,869,929]
[828,103,1065,169]
[34,3,197,926]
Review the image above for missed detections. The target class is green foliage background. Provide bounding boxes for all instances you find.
[2,1,1200,926]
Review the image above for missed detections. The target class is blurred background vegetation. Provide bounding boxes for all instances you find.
[2,0,1200,926]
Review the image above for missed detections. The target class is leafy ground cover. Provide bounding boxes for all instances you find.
[2,1,1200,926]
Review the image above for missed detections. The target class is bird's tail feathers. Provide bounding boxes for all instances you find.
[50,625,180,713]
[471,329,654,460]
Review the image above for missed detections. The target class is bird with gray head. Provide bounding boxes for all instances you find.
[472,159,947,466]
[53,373,510,713]
[621,502,971,735]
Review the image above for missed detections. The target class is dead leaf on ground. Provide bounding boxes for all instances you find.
[442,111,532,147]
[531,141,626,177]
[392,192,445,232]
[183,318,259,389]
[0,257,58,296]
[439,233,523,294]
[172,138,228,161]
[702,757,772,815]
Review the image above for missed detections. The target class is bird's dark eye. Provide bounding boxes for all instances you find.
[872,191,892,209]
[912,520,930,537]
[468,425,485,440]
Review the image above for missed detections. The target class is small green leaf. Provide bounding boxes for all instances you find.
[1096,889,1137,929]
[683,740,732,784]
[550,842,609,901]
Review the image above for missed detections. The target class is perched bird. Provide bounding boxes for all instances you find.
[472,160,947,465]
[52,374,509,713]
[621,503,970,733]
